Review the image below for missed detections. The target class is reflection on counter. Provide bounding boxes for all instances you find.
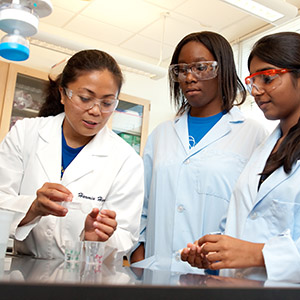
[0,255,135,286]
[1,255,299,289]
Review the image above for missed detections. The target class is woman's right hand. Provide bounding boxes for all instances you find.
[19,182,73,226]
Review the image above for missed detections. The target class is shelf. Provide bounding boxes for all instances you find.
[12,107,39,118]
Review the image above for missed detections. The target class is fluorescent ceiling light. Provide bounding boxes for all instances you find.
[222,0,298,25]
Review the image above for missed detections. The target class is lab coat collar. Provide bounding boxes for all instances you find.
[173,106,245,156]
[36,113,113,185]
[62,126,112,186]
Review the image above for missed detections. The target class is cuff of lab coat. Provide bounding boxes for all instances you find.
[263,230,300,283]
[14,216,41,241]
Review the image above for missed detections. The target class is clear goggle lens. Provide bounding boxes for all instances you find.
[169,61,218,82]
[64,88,119,113]
[245,68,290,96]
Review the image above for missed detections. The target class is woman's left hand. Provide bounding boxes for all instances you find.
[197,234,265,270]
[84,208,117,241]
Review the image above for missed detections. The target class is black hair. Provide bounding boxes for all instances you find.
[169,31,246,116]
[248,32,300,174]
[39,49,123,117]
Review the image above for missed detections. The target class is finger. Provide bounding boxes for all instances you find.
[100,209,116,219]
[198,234,222,246]
[96,213,117,229]
[208,261,224,270]
[37,198,68,217]
[201,243,219,255]
[193,247,204,268]
[187,244,197,266]
[94,221,115,238]
[38,188,73,203]
[88,208,100,219]
[93,223,114,241]
[39,183,73,200]
[181,247,190,261]
[205,252,220,263]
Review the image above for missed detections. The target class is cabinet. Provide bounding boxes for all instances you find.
[0,62,49,142]
[108,93,150,155]
[0,62,150,155]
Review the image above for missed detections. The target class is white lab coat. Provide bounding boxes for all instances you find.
[132,107,268,273]
[0,113,144,262]
[221,125,300,283]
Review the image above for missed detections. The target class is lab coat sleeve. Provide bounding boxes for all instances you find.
[102,150,144,263]
[127,134,153,259]
[0,121,39,237]
[263,230,300,283]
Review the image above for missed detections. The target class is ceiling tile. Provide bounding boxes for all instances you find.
[64,15,134,45]
[42,6,74,27]
[175,0,254,29]
[139,11,208,46]
[80,0,163,32]
[49,0,91,13]
[220,16,268,43]
[121,34,174,61]
[144,0,187,10]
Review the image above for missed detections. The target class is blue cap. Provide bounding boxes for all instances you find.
[0,42,30,61]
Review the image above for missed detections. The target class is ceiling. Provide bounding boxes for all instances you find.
[1,0,300,75]
[37,0,300,69]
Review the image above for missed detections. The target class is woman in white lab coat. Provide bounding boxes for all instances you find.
[0,49,144,261]
[130,31,268,273]
[181,32,300,283]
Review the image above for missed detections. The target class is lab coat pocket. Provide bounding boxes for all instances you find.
[269,199,300,239]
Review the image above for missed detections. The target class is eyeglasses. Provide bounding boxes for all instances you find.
[245,68,292,96]
[169,61,218,82]
[64,88,119,113]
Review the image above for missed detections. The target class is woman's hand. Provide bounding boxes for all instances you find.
[84,208,117,242]
[197,234,265,270]
[19,182,73,226]
[181,242,207,268]
[181,235,265,270]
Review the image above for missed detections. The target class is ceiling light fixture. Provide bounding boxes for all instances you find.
[0,0,53,61]
[221,0,298,25]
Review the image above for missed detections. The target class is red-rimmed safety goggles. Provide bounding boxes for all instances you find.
[245,68,291,95]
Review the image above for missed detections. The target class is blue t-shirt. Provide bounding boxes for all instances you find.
[61,129,84,178]
[188,111,225,149]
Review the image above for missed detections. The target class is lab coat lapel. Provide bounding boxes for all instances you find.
[189,111,234,156]
[173,113,189,155]
[254,126,289,205]
[36,114,64,183]
[257,161,300,205]
[62,126,110,186]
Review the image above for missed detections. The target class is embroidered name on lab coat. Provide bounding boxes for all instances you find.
[77,192,105,202]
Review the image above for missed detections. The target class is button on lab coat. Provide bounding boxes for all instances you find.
[221,126,300,282]
[132,107,268,273]
[0,113,144,261]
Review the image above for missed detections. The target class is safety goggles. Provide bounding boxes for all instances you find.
[245,68,291,96]
[64,88,119,113]
[169,61,218,82]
